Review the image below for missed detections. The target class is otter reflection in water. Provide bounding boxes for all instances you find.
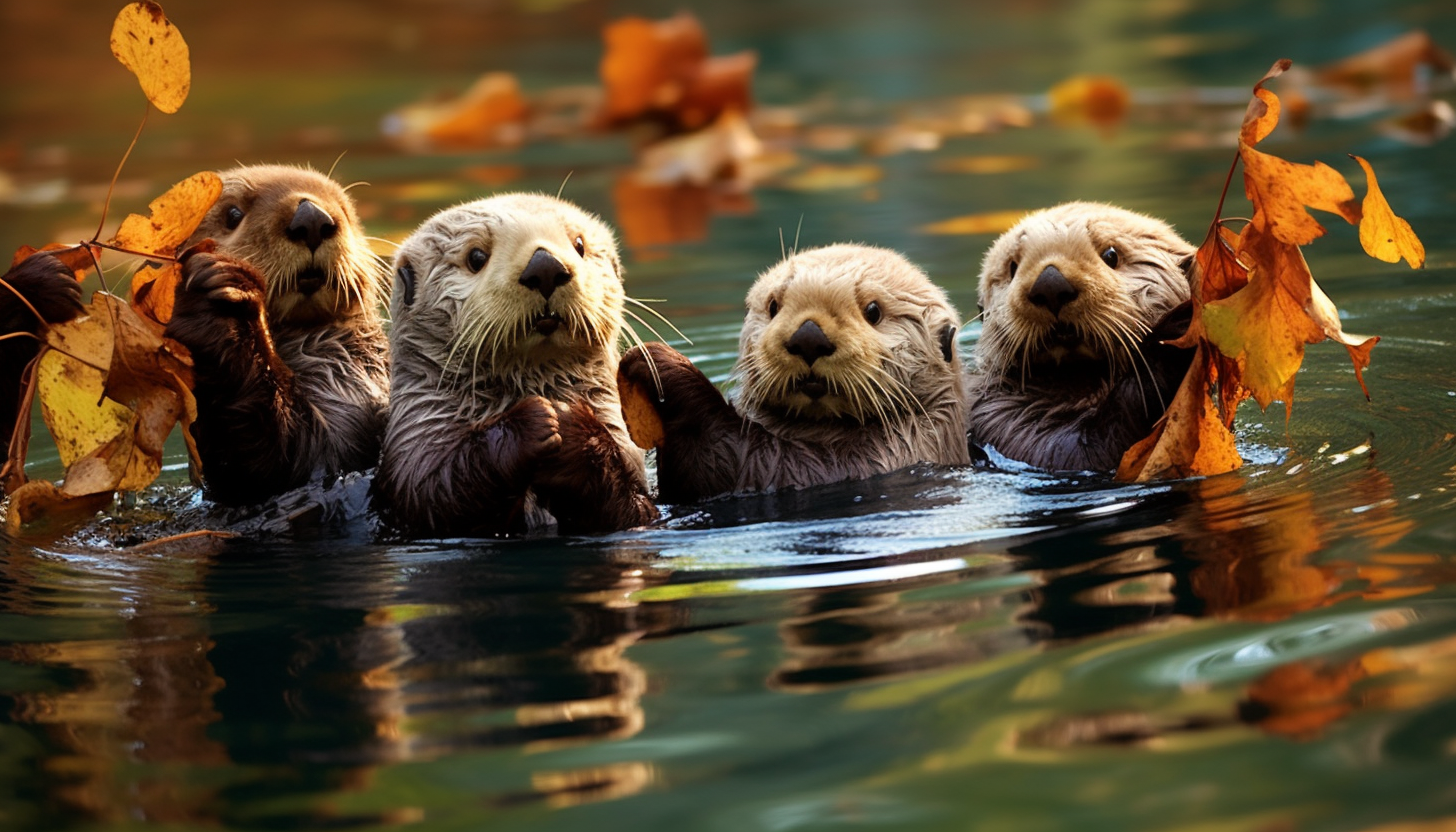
[0,539,679,826]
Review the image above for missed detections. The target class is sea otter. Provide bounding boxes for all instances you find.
[164,165,390,507]
[1,252,86,496]
[375,193,657,537]
[967,201,1195,472]
[618,244,970,503]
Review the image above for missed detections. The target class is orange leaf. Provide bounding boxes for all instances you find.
[129,261,182,326]
[1316,31,1456,96]
[1352,155,1426,268]
[1308,279,1379,400]
[1241,147,1359,246]
[617,367,665,450]
[1205,226,1327,412]
[1240,59,1291,146]
[10,243,101,277]
[1116,349,1242,482]
[422,73,529,148]
[111,171,222,257]
[109,1,191,114]
[918,210,1027,236]
[1048,75,1130,128]
[600,13,709,124]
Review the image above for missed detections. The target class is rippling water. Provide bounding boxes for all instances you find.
[4,0,1456,830]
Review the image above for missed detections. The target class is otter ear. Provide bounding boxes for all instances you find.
[396,261,415,307]
[1178,254,1195,279]
[939,323,958,363]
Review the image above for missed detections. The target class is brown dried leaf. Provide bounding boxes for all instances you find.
[1116,349,1242,482]
[1352,155,1426,268]
[414,73,529,149]
[4,480,113,538]
[1316,31,1456,96]
[598,12,754,132]
[110,1,191,114]
[111,171,222,258]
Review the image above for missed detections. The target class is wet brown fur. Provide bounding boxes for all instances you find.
[376,193,656,536]
[968,202,1195,471]
[619,244,970,503]
[164,165,390,506]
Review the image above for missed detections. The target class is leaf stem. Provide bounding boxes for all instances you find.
[92,101,150,245]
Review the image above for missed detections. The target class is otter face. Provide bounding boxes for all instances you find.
[187,165,383,327]
[975,202,1193,378]
[737,244,963,425]
[391,193,625,377]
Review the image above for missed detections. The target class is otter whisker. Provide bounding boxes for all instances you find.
[625,297,693,345]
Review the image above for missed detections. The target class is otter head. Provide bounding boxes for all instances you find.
[390,193,626,383]
[736,244,964,426]
[976,202,1193,380]
[186,164,383,327]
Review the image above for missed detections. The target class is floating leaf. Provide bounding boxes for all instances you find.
[934,156,1039,175]
[782,164,882,193]
[5,480,113,538]
[1048,75,1130,129]
[1316,30,1456,96]
[1352,155,1425,268]
[634,110,763,187]
[598,12,755,132]
[109,1,191,114]
[111,171,222,257]
[918,210,1027,236]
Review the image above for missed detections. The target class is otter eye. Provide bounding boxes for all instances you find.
[573,235,585,257]
[224,206,244,230]
[864,301,882,325]
[467,248,488,272]
[1101,247,1119,268]
[1008,260,1018,278]
[768,299,779,319]
[396,264,415,307]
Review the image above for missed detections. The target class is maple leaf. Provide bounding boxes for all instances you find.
[110,1,191,114]
[1117,59,1423,482]
[598,12,756,133]
[111,170,222,258]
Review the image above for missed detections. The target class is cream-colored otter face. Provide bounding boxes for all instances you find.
[186,164,383,327]
[976,201,1193,377]
[737,244,963,425]
[391,193,625,377]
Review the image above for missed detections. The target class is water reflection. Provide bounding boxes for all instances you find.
[0,539,682,826]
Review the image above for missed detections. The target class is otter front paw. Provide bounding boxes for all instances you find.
[1,252,85,331]
[618,342,721,421]
[176,252,267,318]
[481,395,564,488]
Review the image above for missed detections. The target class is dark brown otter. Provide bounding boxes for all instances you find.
[375,193,657,537]
[618,244,971,504]
[164,165,389,507]
[967,202,1195,472]
[1,252,86,495]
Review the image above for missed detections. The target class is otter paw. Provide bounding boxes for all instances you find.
[2,252,84,329]
[618,342,717,415]
[497,395,564,465]
[177,252,267,318]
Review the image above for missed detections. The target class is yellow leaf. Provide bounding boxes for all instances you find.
[1352,155,1426,268]
[918,210,1027,236]
[110,1,192,114]
[112,171,222,257]
[934,156,1039,175]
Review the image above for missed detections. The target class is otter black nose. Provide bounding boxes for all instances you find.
[286,199,338,252]
[785,319,836,366]
[518,248,572,300]
[1027,265,1079,317]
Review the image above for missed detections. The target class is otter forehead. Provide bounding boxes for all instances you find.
[749,244,952,312]
[406,194,616,269]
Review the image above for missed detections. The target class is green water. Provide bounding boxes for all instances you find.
[3,1,1456,830]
